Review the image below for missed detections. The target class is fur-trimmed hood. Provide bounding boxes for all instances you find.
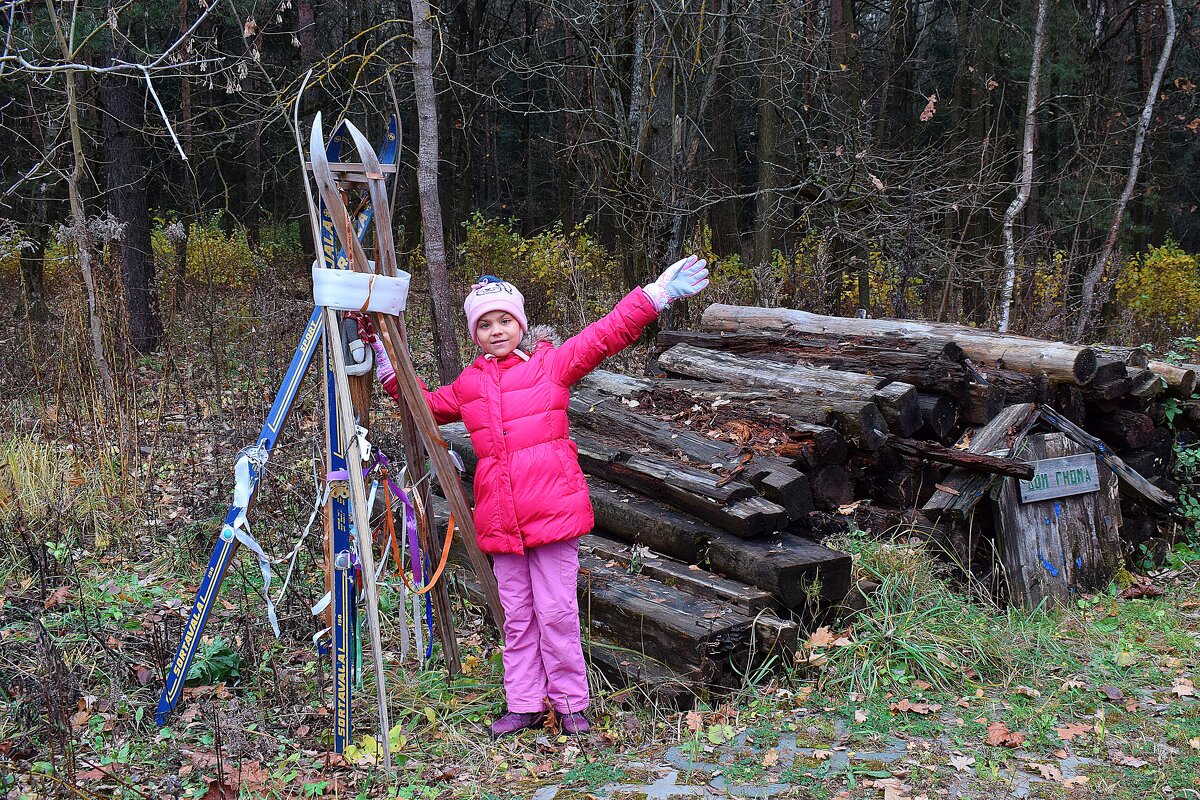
[519,324,562,352]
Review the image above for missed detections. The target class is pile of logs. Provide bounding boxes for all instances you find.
[434,303,1189,703]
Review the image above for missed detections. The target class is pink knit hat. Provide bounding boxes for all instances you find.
[464,276,527,344]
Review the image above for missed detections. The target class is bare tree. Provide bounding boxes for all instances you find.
[1073,0,1176,341]
[998,0,1047,333]
[411,0,461,382]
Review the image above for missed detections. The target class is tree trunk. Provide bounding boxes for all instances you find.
[1073,0,1176,341]
[999,0,1047,332]
[410,0,462,382]
[103,67,162,353]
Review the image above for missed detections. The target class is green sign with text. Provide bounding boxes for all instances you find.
[1018,453,1101,503]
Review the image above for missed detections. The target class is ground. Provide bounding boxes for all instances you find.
[2,519,1198,799]
[2,293,1199,799]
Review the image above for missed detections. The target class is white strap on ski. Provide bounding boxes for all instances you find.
[312,261,412,315]
[230,446,281,637]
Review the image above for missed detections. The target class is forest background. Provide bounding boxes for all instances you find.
[5,0,1200,376]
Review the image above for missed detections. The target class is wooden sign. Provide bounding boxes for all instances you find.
[1018,453,1101,503]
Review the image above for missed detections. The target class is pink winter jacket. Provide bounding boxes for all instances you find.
[422,288,660,555]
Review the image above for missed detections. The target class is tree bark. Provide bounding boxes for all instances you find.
[998,0,1047,332]
[1073,0,1176,341]
[411,0,462,382]
[103,67,162,353]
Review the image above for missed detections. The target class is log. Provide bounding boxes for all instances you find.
[646,377,888,450]
[569,385,814,521]
[993,432,1122,610]
[656,343,916,438]
[1054,386,1087,425]
[1090,357,1131,386]
[917,393,958,442]
[961,381,1006,425]
[1150,361,1198,397]
[573,431,790,537]
[584,479,851,610]
[579,534,776,614]
[1092,345,1150,368]
[701,304,1099,385]
[1128,368,1163,400]
[584,639,700,710]
[888,436,1035,478]
[580,553,753,687]
[808,464,857,510]
[874,381,923,436]
[584,371,853,463]
[655,329,970,396]
[1086,409,1155,450]
[923,403,1040,518]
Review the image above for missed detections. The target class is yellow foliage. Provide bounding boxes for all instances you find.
[151,215,267,290]
[459,213,622,329]
[1116,241,1200,338]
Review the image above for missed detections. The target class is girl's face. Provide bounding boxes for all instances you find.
[476,309,522,358]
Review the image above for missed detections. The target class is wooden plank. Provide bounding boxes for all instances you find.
[888,435,1035,479]
[579,534,775,614]
[1039,405,1176,511]
[994,433,1122,609]
[922,403,1040,518]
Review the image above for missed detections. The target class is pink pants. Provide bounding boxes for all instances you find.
[491,538,590,714]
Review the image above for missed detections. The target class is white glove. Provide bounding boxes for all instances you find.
[643,254,709,311]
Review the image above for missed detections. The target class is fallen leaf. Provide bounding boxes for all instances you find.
[200,778,235,800]
[1028,762,1062,781]
[889,699,942,715]
[948,753,974,772]
[807,626,835,648]
[762,748,779,768]
[1119,575,1165,599]
[812,749,833,761]
[1110,750,1150,768]
[836,500,863,515]
[44,585,73,609]
[1014,685,1040,698]
[855,709,869,723]
[1060,678,1087,690]
[870,174,885,192]
[1063,776,1088,787]
[1171,678,1195,698]
[985,720,1025,748]
[1098,685,1125,703]
[1188,737,1199,750]
[685,710,704,732]
[1055,722,1091,742]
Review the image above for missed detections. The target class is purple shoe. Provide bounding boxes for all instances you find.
[489,711,546,738]
[560,712,591,735]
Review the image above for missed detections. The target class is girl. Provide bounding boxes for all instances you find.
[371,255,709,736]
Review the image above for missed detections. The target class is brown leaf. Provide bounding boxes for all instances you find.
[685,710,704,732]
[1119,575,1165,599]
[44,585,73,610]
[889,699,941,715]
[1055,722,1091,742]
[1098,685,1125,703]
[200,778,235,800]
[806,626,835,648]
[948,753,974,772]
[1171,678,1196,698]
[855,708,869,723]
[133,664,155,686]
[1014,685,1040,698]
[1111,750,1150,768]
[919,93,939,122]
[870,174,885,192]
[762,748,779,768]
[985,720,1025,748]
[1028,762,1062,781]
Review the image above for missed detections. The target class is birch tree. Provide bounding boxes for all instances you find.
[998,0,1047,333]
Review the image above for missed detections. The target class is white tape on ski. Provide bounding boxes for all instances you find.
[312,262,412,315]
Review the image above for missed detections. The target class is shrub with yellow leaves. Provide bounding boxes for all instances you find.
[1116,241,1200,347]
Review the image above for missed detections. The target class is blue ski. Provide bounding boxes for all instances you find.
[156,118,397,729]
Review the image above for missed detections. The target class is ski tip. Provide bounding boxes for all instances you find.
[155,703,170,727]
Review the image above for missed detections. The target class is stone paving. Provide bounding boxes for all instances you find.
[529,713,1101,799]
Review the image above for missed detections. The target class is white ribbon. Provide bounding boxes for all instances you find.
[312,262,411,315]
[230,446,280,637]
